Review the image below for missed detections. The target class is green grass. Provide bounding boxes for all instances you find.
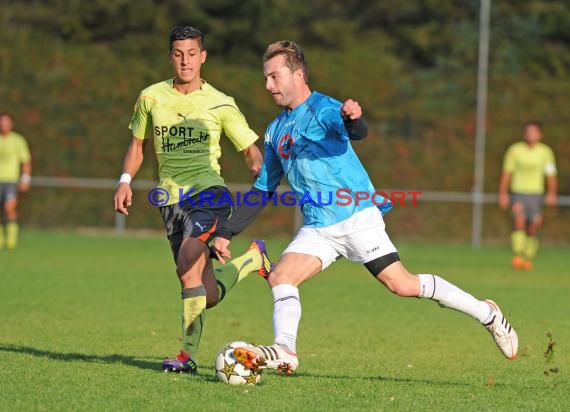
[1,230,568,411]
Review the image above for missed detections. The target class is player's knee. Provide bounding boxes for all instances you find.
[268,271,295,287]
[511,202,523,214]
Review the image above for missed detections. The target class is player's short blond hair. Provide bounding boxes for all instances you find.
[263,41,309,83]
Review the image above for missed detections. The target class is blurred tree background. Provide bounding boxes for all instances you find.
[0,0,568,242]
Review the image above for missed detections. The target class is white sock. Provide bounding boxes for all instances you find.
[272,284,301,353]
[418,274,493,323]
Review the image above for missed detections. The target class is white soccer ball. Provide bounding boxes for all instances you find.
[215,341,262,385]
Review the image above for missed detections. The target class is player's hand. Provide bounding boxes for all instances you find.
[545,192,557,206]
[243,145,262,179]
[341,99,362,120]
[212,237,232,265]
[498,193,509,210]
[250,163,262,179]
[18,181,31,193]
[114,183,133,215]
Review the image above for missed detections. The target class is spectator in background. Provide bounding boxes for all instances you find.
[498,121,558,270]
[0,112,31,250]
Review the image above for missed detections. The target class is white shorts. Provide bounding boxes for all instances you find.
[283,207,398,270]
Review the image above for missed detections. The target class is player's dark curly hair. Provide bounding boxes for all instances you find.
[524,121,542,131]
[169,26,205,51]
[263,41,309,83]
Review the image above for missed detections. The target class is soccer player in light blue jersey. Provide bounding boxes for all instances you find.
[214,41,518,374]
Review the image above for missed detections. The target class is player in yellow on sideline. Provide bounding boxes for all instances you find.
[0,112,32,250]
[113,26,268,374]
[498,122,558,270]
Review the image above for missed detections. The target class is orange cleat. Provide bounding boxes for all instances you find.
[511,256,526,270]
[522,259,533,271]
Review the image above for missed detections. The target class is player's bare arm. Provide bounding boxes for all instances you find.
[18,160,32,193]
[242,144,263,178]
[498,171,512,210]
[545,175,557,206]
[114,137,145,215]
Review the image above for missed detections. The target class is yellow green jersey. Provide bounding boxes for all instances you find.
[502,141,557,194]
[0,131,31,182]
[129,79,259,205]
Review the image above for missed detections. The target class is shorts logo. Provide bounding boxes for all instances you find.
[194,221,206,232]
[366,246,380,254]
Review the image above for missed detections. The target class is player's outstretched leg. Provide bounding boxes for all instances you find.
[214,240,273,302]
[417,273,518,359]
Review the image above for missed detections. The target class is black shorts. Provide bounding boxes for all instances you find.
[159,186,233,261]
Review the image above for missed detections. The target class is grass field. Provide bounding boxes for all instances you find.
[1,230,568,411]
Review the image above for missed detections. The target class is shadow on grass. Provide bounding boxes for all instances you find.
[0,343,507,387]
[0,343,161,372]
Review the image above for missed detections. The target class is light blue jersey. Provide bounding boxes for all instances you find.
[254,91,391,227]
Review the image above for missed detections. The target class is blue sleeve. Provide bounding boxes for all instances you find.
[319,102,347,140]
[254,139,284,192]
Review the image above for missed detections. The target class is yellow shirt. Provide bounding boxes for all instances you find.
[0,131,31,182]
[502,141,557,194]
[129,80,259,205]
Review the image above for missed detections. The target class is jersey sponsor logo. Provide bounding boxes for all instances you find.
[277,134,295,159]
[154,124,210,153]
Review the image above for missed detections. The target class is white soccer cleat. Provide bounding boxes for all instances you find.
[484,300,518,359]
[233,344,299,375]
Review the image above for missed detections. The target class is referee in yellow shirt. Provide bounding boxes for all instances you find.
[498,122,558,270]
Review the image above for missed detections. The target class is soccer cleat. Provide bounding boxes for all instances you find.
[484,300,518,360]
[521,259,533,271]
[248,240,274,279]
[233,344,299,375]
[162,350,198,374]
[511,256,525,270]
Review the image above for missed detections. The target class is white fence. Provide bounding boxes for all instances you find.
[31,176,570,245]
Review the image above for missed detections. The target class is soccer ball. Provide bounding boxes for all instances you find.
[215,341,262,385]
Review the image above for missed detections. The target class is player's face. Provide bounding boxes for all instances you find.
[524,125,542,145]
[264,55,303,109]
[169,39,207,87]
[0,115,13,135]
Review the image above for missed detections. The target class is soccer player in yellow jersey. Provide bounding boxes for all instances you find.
[0,112,31,250]
[499,122,557,270]
[113,26,268,374]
